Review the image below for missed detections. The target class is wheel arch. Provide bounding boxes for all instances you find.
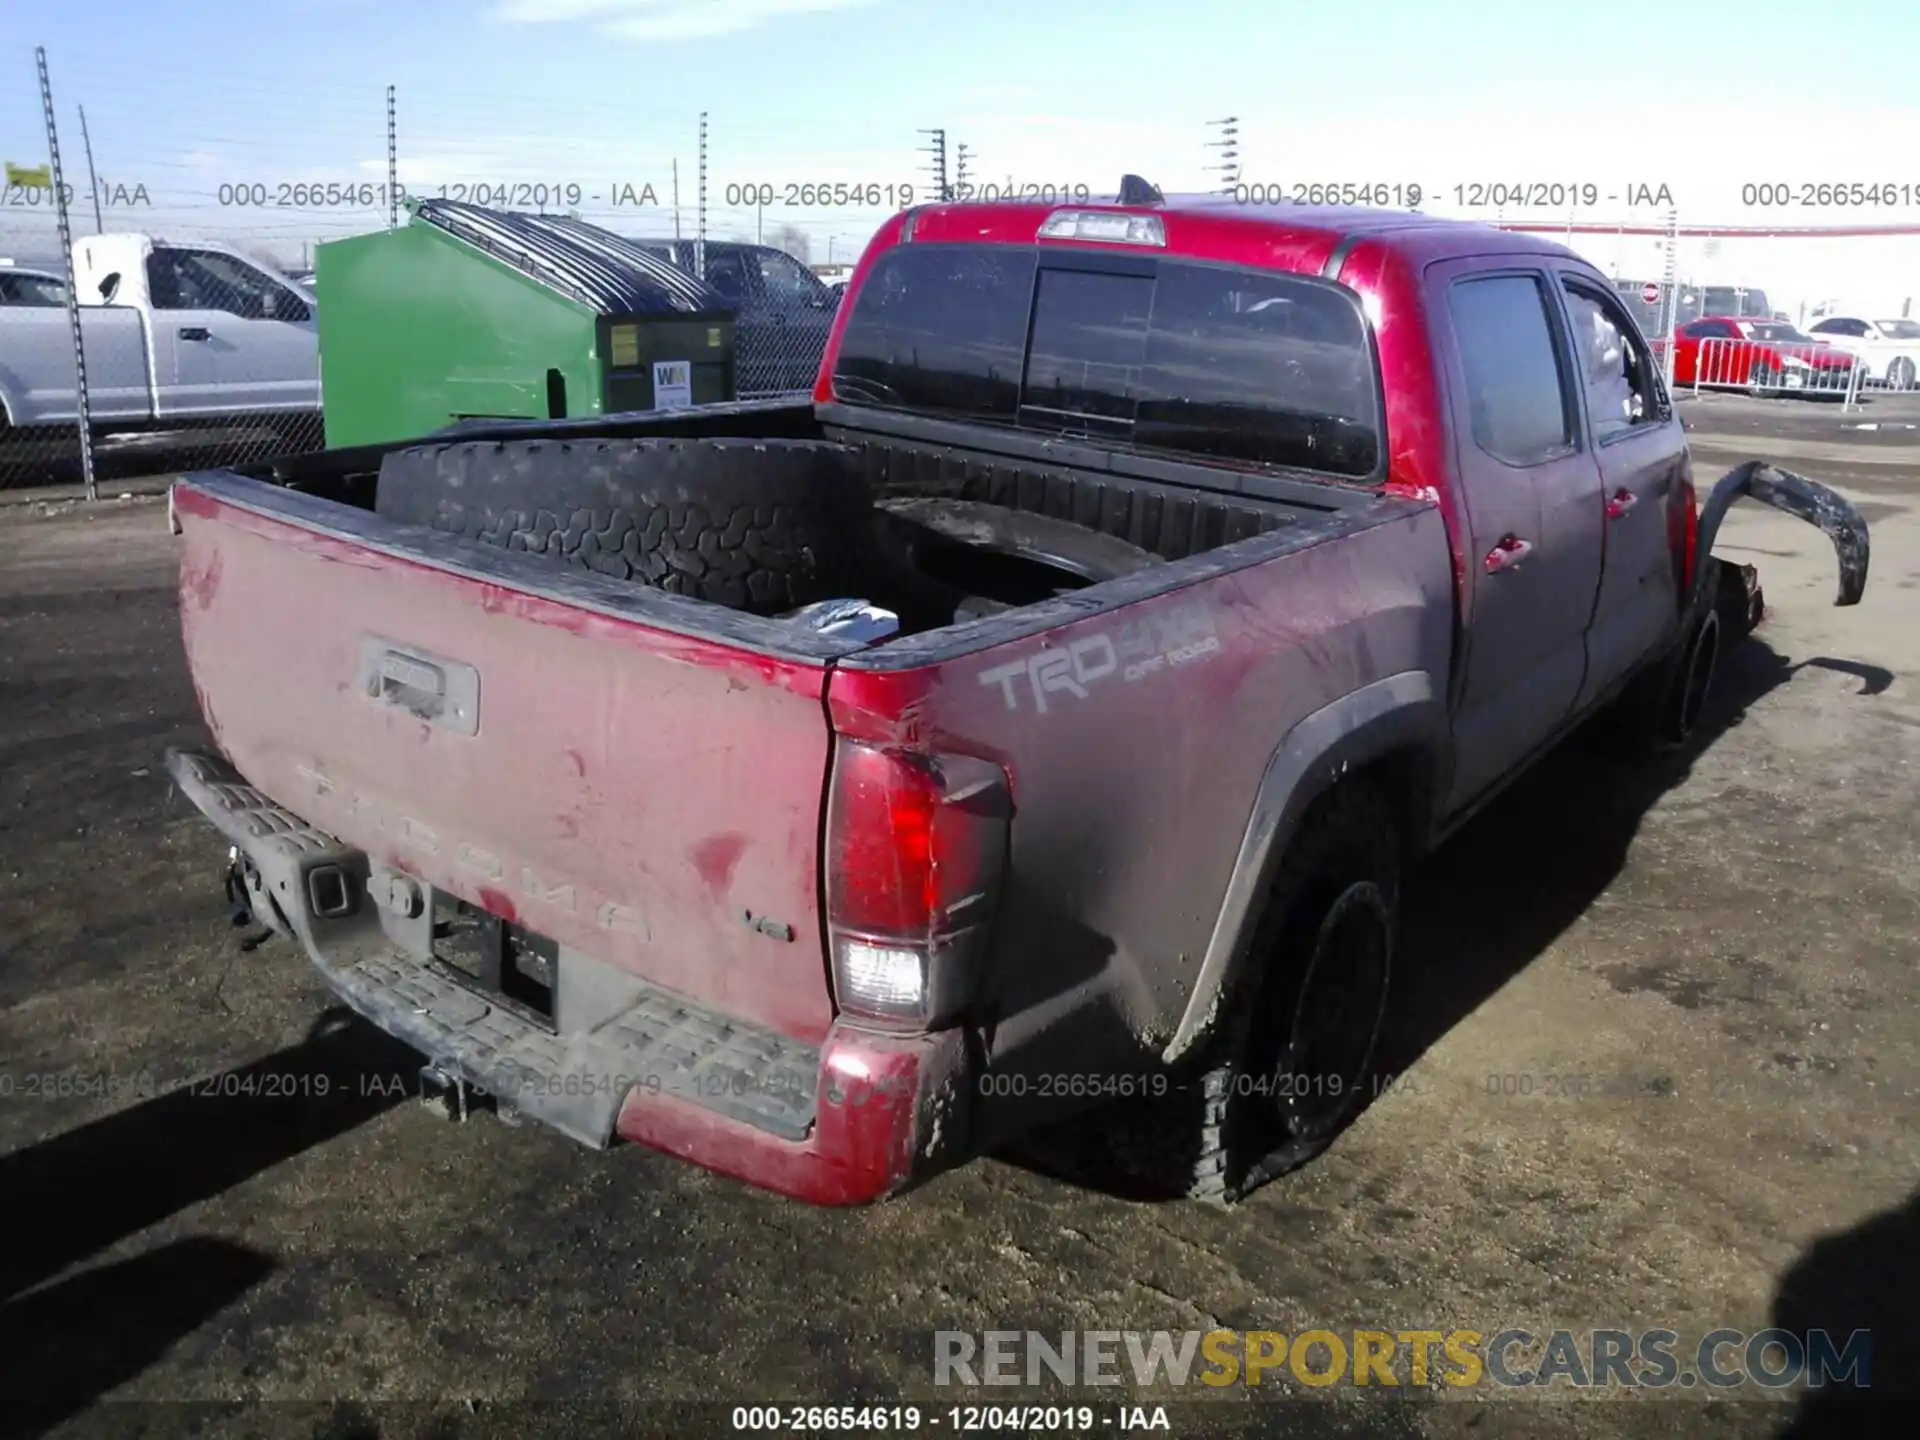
[1162,671,1447,1065]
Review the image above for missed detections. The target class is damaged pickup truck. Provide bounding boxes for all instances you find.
[163,182,1870,1206]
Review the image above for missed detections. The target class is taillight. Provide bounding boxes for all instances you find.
[825,739,1010,1030]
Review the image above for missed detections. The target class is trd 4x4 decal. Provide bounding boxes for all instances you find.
[978,602,1222,713]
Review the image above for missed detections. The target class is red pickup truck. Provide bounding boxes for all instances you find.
[163,182,1870,1207]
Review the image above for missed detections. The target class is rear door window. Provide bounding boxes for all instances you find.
[831,244,1381,478]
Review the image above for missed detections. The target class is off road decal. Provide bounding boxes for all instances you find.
[978,602,1222,713]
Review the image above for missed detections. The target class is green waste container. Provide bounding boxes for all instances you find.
[316,199,736,448]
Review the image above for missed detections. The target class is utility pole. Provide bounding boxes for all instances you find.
[76,104,103,232]
[955,142,973,199]
[672,158,681,239]
[918,128,949,202]
[1204,116,1240,194]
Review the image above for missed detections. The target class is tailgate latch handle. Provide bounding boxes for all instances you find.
[357,637,481,737]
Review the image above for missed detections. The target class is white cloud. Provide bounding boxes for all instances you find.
[487,0,876,41]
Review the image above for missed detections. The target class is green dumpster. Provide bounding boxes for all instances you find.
[315,199,735,448]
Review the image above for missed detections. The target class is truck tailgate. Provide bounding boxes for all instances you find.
[172,475,848,1043]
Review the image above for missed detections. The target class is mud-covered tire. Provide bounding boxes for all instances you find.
[1091,780,1400,1206]
[375,437,875,615]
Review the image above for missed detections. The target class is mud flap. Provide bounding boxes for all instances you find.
[1696,460,1870,609]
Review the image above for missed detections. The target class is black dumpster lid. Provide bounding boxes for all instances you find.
[413,199,723,316]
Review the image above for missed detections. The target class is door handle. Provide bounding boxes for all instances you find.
[1606,488,1639,519]
[1484,535,1534,573]
[178,327,211,342]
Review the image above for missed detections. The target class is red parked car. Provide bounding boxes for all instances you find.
[1673,315,1860,397]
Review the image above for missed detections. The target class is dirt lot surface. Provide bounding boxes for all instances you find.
[2,400,1917,1440]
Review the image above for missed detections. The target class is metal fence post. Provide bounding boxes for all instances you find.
[386,84,399,228]
[37,46,97,502]
[695,112,707,281]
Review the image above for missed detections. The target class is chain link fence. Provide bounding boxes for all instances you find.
[7,45,1920,492]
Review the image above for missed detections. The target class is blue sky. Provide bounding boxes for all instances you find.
[5,0,1919,297]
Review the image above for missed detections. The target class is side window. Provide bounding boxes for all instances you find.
[705,251,748,303]
[755,249,826,305]
[1,273,68,306]
[1447,274,1575,468]
[145,250,191,311]
[1561,280,1663,441]
[148,248,308,320]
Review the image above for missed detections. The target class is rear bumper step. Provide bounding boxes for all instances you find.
[166,747,968,1202]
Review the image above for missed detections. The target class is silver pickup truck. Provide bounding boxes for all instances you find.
[0,237,317,438]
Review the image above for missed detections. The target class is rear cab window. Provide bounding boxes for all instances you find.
[831,242,1383,481]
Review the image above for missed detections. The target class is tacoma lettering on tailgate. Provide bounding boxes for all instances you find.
[292,763,652,939]
[978,601,1222,713]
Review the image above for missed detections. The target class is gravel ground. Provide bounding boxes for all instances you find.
[1,401,1916,1440]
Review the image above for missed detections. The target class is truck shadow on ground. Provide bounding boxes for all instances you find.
[1374,638,1892,1099]
[1011,635,1893,1203]
[1769,1187,1920,1434]
[0,1006,421,1435]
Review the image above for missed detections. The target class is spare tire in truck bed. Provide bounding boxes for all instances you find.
[375,437,875,615]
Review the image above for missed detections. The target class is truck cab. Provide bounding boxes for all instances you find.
[71,234,319,417]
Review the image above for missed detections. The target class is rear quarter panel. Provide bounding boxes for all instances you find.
[828,501,1453,1133]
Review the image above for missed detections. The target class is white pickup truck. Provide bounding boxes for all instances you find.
[0,235,319,437]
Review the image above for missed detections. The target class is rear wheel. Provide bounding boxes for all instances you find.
[375,437,876,615]
[1095,780,1400,1206]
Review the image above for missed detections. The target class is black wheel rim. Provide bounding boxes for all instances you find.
[1271,881,1393,1139]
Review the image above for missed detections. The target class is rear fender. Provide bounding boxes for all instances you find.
[1163,671,1447,1065]
[1696,461,1869,609]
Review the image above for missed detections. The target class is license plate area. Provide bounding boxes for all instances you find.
[431,893,560,1030]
